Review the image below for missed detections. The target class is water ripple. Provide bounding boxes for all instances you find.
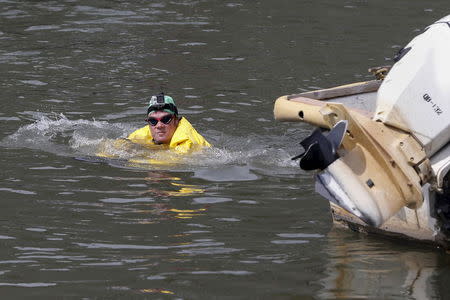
[25,25,60,31]
[74,6,137,16]
[0,260,37,265]
[0,282,56,287]
[271,240,309,245]
[74,241,224,250]
[15,247,62,252]
[0,188,36,195]
[20,80,47,86]
[177,247,241,255]
[100,197,154,203]
[192,197,232,204]
[277,233,324,238]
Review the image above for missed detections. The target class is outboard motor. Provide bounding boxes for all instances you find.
[375,15,450,156]
[289,15,450,228]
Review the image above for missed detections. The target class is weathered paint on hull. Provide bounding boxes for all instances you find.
[329,184,443,247]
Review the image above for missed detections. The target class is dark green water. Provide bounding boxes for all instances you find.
[1,0,450,298]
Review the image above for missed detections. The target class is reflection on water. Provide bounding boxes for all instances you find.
[321,228,442,299]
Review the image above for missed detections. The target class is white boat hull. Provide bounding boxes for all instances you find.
[329,184,438,245]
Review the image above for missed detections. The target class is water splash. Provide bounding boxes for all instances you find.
[1,113,129,157]
[1,114,302,175]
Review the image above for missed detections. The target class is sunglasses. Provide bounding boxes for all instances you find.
[146,115,174,126]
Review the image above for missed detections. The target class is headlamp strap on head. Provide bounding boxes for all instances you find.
[147,92,178,116]
[156,93,165,104]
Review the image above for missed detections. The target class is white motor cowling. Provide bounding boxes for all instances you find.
[375,15,450,156]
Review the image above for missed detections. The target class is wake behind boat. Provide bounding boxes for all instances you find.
[274,15,450,248]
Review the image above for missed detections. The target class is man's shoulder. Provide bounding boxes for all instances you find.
[127,125,152,142]
[172,117,211,147]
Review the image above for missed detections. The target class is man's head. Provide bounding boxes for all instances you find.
[146,93,179,144]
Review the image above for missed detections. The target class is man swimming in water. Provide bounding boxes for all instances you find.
[127,93,211,153]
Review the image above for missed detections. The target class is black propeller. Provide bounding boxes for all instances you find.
[292,120,348,171]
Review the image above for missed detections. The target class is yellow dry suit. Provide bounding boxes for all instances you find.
[127,117,211,154]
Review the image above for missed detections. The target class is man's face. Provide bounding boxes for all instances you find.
[147,111,179,144]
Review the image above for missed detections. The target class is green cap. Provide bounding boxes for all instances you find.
[147,93,178,116]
